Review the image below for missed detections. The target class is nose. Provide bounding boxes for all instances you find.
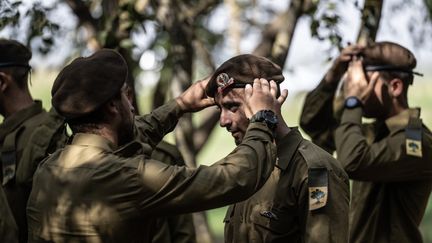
[219,110,231,128]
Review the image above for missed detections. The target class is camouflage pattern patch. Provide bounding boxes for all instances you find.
[406,138,422,157]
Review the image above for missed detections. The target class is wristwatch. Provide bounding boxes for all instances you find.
[250,110,278,131]
[344,96,363,109]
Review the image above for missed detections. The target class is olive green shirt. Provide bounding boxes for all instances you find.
[300,81,432,243]
[27,100,277,243]
[150,141,196,243]
[224,128,349,243]
[0,101,67,243]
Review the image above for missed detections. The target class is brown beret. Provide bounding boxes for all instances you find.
[205,54,284,97]
[361,41,418,74]
[0,39,31,68]
[52,49,127,119]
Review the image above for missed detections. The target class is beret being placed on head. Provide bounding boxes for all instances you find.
[52,49,127,119]
[361,41,417,71]
[0,38,31,68]
[205,54,284,97]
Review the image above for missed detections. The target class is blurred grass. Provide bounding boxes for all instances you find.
[29,69,432,242]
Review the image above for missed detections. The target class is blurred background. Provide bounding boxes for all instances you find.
[1,0,431,242]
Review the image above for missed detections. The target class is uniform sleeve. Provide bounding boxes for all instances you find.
[299,78,341,153]
[135,122,277,216]
[134,100,183,149]
[335,107,432,181]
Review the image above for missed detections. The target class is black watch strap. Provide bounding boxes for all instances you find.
[250,110,278,132]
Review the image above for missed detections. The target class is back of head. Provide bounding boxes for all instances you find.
[205,54,284,97]
[51,49,128,122]
[0,39,32,88]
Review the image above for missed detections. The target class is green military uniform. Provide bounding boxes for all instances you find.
[27,99,276,243]
[300,42,432,242]
[0,101,68,242]
[150,141,196,243]
[0,186,18,243]
[224,128,349,242]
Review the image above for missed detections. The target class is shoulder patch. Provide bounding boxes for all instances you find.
[405,118,423,158]
[308,168,328,211]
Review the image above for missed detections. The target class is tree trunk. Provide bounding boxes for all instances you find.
[253,0,306,67]
[356,0,383,45]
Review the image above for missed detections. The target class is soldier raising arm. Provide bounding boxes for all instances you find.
[27,49,283,243]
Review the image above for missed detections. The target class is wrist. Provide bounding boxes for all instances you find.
[174,97,187,115]
[250,110,278,133]
[344,96,363,109]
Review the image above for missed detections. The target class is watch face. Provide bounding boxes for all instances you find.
[345,97,361,109]
[264,111,278,123]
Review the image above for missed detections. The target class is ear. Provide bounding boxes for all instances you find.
[103,99,120,116]
[387,78,404,98]
[0,72,10,92]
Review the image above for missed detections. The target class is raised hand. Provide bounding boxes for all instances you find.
[325,44,365,85]
[175,77,215,113]
[244,78,288,119]
[344,57,379,104]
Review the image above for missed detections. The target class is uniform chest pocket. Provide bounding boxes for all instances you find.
[250,204,294,235]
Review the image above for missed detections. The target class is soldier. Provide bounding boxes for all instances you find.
[300,42,432,242]
[0,39,68,242]
[27,49,282,242]
[205,54,349,242]
[150,141,196,243]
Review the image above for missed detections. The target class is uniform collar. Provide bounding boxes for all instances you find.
[385,108,420,135]
[71,133,117,152]
[71,133,151,157]
[276,128,304,170]
[0,100,43,141]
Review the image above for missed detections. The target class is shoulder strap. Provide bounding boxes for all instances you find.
[299,143,329,211]
[1,127,24,185]
[405,117,423,158]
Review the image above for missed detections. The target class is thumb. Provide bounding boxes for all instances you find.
[277,89,289,105]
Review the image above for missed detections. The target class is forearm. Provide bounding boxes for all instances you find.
[300,77,339,152]
[137,122,277,215]
[134,99,183,149]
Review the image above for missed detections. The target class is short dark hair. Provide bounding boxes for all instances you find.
[67,91,122,134]
[379,71,413,96]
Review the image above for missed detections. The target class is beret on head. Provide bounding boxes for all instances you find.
[205,54,284,97]
[52,49,127,120]
[361,41,417,72]
[0,39,31,68]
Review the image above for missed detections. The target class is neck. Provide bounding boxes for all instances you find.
[95,126,119,148]
[1,90,34,118]
[386,98,409,119]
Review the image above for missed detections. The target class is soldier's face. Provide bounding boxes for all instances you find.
[215,89,250,145]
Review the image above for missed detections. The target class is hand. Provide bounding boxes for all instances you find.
[325,44,365,85]
[244,78,288,119]
[175,76,215,113]
[344,57,379,103]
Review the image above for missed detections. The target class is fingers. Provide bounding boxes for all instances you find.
[245,83,253,100]
[277,89,288,105]
[367,72,379,92]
